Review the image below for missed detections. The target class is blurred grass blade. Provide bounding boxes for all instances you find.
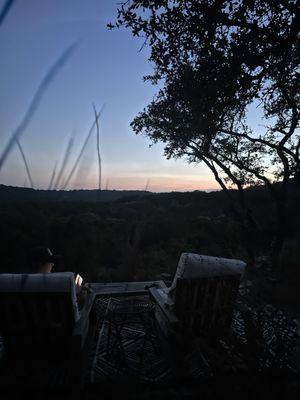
[93,103,102,191]
[0,0,16,27]
[16,138,34,189]
[54,135,74,190]
[0,42,78,171]
[144,179,150,191]
[62,105,105,190]
[48,162,58,190]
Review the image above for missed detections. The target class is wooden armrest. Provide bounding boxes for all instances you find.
[81,292,96,316]
[73,293,96,337]
[149,287,179,326]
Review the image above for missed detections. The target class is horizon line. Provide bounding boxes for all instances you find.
[0,183,219,194]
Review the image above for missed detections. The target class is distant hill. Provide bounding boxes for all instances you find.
[0,185,151,203]
[0,181,298,280]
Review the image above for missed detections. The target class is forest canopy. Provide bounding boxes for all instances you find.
[110,0,300,271]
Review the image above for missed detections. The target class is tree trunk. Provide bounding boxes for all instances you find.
[201,156,257,268]
[270,198,286,278]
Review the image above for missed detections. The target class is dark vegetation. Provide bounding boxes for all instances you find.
[110,0,300,275]
[1,0,298,283]
[1,184,299,291]
[0,2,299,398]
[0,184,149,203]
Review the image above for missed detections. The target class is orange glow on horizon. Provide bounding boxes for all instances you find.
[69,175,220,192]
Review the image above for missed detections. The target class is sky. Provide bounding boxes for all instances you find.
[0,0,260,192]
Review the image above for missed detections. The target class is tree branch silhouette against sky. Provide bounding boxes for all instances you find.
[0,0,274,192]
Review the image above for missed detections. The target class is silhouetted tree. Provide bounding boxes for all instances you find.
[110,0,300,273]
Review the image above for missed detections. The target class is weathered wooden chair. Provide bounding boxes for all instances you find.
[0,272,96,392]
[149,253,246,376]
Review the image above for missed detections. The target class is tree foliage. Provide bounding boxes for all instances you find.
[110,0,300,269]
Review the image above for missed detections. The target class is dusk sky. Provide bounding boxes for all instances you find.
[0,1,261,192]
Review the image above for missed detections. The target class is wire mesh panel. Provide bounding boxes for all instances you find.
[90,295,173,383]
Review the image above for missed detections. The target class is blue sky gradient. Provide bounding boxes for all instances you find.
[0,0,260,192]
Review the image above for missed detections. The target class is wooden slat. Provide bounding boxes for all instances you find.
[173,275,241,336]
[90,280,167,297]
[149,287,178,326]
